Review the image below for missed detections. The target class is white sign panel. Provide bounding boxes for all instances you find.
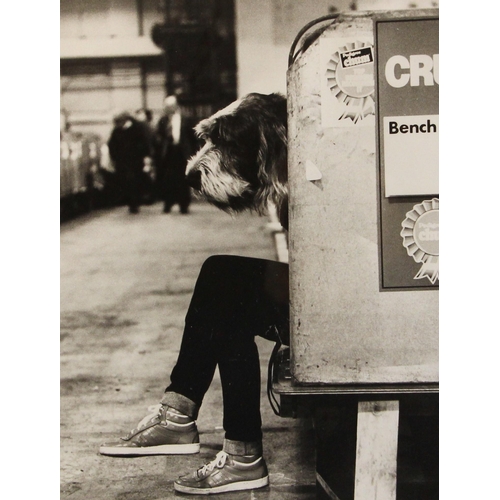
[383,114,438,197]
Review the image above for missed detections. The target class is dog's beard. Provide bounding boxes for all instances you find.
[186,144,256,212]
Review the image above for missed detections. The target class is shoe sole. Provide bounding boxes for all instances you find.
[174,476,269,495]
[99,442,200,456]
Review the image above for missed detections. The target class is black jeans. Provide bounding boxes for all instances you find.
[165,255,289,443]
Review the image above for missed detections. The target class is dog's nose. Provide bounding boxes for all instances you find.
[186,169,202,190]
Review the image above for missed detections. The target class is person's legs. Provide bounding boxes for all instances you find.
[170,148,191,213]
[125,169,140,213]
[163,173,174,213]
[100,254,289,475]
[167,255,288,494]
[178,177,191,214]
[163,255,289,441]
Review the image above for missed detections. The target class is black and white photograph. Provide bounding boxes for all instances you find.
[58,1,444,498]
[0,0,489,496]
[2,0,489,497]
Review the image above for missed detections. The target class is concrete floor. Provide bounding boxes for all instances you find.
[60,201,316,500]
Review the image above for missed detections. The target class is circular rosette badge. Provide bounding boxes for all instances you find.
[400,198,439,284]
[325,42,375,123]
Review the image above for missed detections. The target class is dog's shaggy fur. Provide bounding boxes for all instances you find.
[185,93,288,229]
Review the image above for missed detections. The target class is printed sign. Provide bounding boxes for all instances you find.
[377,18,439,197]
[383,114,439,196]
[375,15,439,289]
[320,37,376,127]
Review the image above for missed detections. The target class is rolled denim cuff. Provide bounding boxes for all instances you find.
[160,391,199,420]
[223,438,262,456]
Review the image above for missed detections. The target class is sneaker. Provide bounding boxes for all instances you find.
[99,404,200,456]
[174,450,269,495]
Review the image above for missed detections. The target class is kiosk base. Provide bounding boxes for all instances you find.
[273,357,438,500]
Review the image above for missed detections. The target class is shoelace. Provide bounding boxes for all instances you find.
[134,404,192,432]
[136,404,162,430]
[198,451,228,476]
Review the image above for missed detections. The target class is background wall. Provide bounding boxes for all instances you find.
[60,0,439,140]
[61,0,165,138]
[235,0,353,97]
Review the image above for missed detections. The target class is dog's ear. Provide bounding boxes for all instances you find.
[196,114,241,144]
[253,94,287,180]
[254,111,288,212]
[211,114,236,143]
[256,121,287,177]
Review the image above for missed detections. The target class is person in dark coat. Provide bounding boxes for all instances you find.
[155,96,195,214]
[135,108,157,205]
[108,112,152,214]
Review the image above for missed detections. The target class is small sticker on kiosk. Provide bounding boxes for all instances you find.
[340,47,373,68]
[329,43,375,100]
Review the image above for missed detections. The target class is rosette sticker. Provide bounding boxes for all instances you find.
[325,42,375,123]
[400,198,439,284]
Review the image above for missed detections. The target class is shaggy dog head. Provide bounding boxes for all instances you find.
[185,93,288,225]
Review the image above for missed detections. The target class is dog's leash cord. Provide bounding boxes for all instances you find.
[267,341,282,416]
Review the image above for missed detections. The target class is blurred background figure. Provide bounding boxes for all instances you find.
[108,112,153,214]
[135,108,157,205]
[60,108,70,137]
[155,95,195,214]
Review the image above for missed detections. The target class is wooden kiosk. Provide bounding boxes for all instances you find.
[274,9,439,500]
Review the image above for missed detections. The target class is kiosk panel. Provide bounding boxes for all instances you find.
[287,9,439,386]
